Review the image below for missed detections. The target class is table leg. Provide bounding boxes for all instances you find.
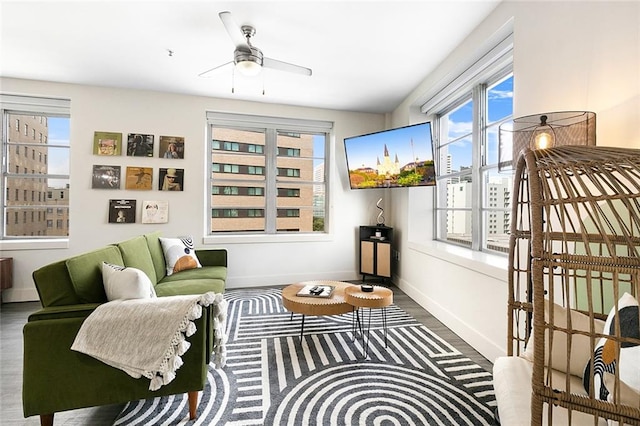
[300,314,305,339]
[382,306,388,347]
[362,308,373,358]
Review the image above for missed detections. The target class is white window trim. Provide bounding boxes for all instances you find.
[423,29,513,254]
[0,94,70,249]
[205,112,333,243]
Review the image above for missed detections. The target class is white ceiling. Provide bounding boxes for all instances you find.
[0,1,501,114]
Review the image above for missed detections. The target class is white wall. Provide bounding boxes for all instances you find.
[388,0,640,363]
[0,78,387,302]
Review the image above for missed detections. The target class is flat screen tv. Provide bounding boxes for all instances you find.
[344,122,435,189]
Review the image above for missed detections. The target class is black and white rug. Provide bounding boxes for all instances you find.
[114,288,496,425]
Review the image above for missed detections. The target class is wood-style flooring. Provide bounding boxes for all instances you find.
[0,283,493,425]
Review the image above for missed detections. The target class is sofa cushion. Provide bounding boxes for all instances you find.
[32,260,82,307]
[145,231,167,283]
[523,299,605,378]
[159,265,227,283]
[116,235,157,284]
[66,246,124,303]
[493,356,607,426]
[159,236,201,276]
[155,276,225,297]
[101,262,157,301]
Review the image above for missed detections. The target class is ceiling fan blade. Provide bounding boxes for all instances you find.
[198,61,233,78]
[263,57,312,76]
[218,11,250,51]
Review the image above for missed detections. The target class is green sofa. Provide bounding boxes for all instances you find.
[23,231,227,426]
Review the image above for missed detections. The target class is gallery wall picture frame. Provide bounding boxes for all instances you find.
[141,200,169,224]
[126,133,154,157]
[92,165,121,189]
[158,167,184,191]
[159,136,185,159]
[108,199,136,223]
[93,131,123,156]
[125,166,153,190]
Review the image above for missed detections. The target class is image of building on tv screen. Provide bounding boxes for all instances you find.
[345,122,435,189]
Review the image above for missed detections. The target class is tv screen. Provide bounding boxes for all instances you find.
[344,122,435,189]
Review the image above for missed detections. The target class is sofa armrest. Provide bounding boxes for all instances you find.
[195,249,227,267]
[27,303,100,322]
[23,313,209,418]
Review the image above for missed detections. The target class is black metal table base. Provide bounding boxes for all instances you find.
[351,306,388,358]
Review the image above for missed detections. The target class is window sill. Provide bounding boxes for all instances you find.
[407,240,507,281]
[0,238,69,251]
[203,232,333,245]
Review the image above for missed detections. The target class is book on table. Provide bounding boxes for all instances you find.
[296,284,335,298]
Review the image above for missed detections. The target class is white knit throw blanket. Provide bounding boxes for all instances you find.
[71,292,227,391]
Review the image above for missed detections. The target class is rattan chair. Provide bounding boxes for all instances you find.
[496,145,640,425]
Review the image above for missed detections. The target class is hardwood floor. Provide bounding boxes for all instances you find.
[0,283,493,425]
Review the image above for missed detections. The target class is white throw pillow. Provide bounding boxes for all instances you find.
[522,299,605,377]
[583,292,640,401]
[101,262,157,301]
[159,236,202,276]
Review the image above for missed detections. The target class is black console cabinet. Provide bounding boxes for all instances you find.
[359,225,393,281]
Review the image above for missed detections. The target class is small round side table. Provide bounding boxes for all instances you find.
[344,285,393,357]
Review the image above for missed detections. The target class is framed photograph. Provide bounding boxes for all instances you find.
[141,200,169,224]
[159,136,184,159]
[125,166,153,190]
[108,199,136,223]
[158,167,183,191]
[92,165,121,189]
[126,133,154,157]
[93,131,122,156]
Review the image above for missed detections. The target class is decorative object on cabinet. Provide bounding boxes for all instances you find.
[493,146,640,426]
[359,225,393,282]
[376,197,385,225]
[497,111,596,172]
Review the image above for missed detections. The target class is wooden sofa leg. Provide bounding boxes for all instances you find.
[40,413,54,426]
[188,391,199,420]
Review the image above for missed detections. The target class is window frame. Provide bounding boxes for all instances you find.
[205,112,332,240]
[429,70,513,254]
[420,29,514,255]
[0,94,70,246]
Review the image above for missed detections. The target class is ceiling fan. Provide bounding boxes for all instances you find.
[199,11,312,78]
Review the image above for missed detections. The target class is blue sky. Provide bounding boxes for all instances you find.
[47,116,70,187]
[445,75,513,171]
[344,122,434,170]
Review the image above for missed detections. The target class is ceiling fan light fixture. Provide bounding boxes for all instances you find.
[234,47,263,76]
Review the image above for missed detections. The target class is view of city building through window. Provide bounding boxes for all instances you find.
[2,110,70,238]
[209,116,329,234]
[434,73,513,253]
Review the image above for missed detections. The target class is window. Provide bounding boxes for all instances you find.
[419,30,513,254]
[1,95,70,239]
[207,112,331,234]
[429,73,513,253]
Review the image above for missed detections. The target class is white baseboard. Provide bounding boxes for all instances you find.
[396,275,504,363]
[2,287,39,303]
[225,270,360,289]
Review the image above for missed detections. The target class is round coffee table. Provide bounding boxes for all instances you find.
[344,285,393,357]
[282,280,356,338]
